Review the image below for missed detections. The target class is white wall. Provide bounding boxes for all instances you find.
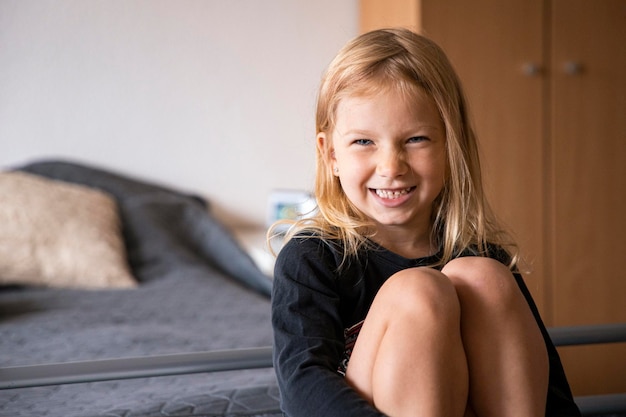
[0,0,358,226]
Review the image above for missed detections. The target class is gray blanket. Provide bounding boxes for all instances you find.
[0,160,279,417]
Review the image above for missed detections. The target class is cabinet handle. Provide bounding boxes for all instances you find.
[522,62,542,76]
[563,61,583,75]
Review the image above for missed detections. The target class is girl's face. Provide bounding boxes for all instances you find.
[320,88,446,244]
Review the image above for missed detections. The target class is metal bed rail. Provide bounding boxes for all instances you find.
[549,322,626,347]
[1,324,625,415]
[0,346,273,390]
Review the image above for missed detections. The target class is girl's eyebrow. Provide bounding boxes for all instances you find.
[338,125,442,137]
[338,128,373,136]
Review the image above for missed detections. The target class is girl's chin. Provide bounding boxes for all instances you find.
[370,214,419,229]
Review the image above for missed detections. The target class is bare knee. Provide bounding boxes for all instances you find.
[443,257,549,416]
[352,269,469,416]
[376,267,461,322]
[442,256,520,309]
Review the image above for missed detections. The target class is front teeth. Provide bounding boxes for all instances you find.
[375,188,411,199]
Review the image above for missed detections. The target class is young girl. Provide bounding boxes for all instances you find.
[271,28,580,417]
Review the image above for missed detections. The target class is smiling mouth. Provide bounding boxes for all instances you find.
[373,187,415,199]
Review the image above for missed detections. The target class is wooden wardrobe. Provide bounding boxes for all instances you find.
[360,0,626,396]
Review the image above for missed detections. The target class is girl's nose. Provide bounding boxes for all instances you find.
[376,148,408,178]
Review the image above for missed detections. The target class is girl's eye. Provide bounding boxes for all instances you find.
[353,139,373,146]
[407,136,429,143]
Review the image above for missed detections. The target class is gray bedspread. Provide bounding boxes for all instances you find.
[0,160,280,417]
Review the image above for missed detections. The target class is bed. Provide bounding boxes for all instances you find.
[0,160,625,417]
[0,160,280,417]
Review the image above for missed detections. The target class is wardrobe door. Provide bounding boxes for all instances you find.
[550,0,626,395]
[360,0,419,31]
[418,0,548,314]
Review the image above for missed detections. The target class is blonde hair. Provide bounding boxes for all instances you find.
[274,28,518,269]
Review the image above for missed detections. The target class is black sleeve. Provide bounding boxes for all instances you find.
[271,238,386,417]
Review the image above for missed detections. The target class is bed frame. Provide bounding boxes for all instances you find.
[2,323,625,416]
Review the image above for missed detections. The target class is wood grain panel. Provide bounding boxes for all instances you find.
[550,0,626,395]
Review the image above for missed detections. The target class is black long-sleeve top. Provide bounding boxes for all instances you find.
[271,236,581,417]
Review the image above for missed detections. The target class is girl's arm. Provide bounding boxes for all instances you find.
[272,238,386,417]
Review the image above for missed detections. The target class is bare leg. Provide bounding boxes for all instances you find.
[442,257,549,417]
[345,267,469,417]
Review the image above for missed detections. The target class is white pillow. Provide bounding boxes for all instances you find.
[0,171,137,289]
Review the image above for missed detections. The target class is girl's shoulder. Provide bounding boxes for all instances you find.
[276,232,345,268]
[273,232,360,293]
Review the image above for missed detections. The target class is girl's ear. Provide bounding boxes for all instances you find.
[317,132,336,165]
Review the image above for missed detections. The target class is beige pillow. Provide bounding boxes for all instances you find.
[0,171,136,289]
